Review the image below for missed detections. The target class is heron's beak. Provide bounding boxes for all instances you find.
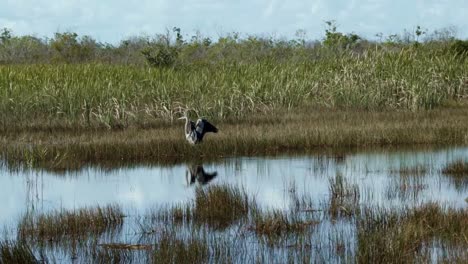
[177,117,185,120]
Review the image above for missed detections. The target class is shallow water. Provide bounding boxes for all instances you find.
[1,146,467,230]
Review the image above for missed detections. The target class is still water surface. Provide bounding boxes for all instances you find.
[1,147,467,229]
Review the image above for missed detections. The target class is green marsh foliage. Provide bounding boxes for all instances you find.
[0,25,467,127]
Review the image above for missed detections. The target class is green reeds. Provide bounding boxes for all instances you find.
[0,43,467,129]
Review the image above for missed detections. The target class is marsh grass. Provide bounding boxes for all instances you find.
[442,160,468,177]
[142,185,251,231]
[1,44,467,127]
[152,231,208,264]
[390,165,428,176]
[3,106,468,170]
[386,176,428,201]
[357,203,468,263]
[328,173,360,219]
[193,185,250,229]
[251,210,318,244]
[89,247,135,264]
[442,160,468,190]
[0,240,38,264]
[2,180,468,263]
[18,205,124,242]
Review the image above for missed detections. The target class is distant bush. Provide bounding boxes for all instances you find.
[323,21,360,49]
[0,24,466,65]
[141,44,179,68]
[51,32,100,63]
[450,40,468,57]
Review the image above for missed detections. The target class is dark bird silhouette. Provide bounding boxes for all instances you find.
[186,165,218,185]
[178,113,218,144]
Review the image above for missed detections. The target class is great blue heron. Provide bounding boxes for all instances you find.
[186,165,218,185]
[178,113,218,144]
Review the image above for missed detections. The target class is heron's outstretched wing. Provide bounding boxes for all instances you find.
[196,119,218,135]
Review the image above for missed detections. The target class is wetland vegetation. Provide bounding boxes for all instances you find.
[1,180,467,263]
[1,24,468,263]
[0,25,467,169]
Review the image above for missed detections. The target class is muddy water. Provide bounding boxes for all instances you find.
[1,147,467,229]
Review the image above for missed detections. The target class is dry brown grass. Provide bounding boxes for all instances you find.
[442,160,468,176]
[2,106,468,170]
[328,173,360,219]
[0,240,38,264]
[357,203,468,263]
[18,205,124,242]
[193,185,250,229]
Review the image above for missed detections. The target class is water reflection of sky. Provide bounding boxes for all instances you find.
[1,147,467,228]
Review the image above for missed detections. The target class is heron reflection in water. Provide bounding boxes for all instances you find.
[186,165,218,186]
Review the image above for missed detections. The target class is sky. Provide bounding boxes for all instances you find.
[1,0,467,44]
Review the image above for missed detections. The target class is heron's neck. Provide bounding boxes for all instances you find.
[184,117,191,134]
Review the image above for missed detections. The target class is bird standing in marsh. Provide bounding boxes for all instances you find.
[178,112,218,144]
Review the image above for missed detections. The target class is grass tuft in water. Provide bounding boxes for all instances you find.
[193,185,250,229]
[328,173,360,219]
[357,203,468,263]
[442,160,468,177]
[251,209,317,242]
[391,165,428,176]
[152,231,208,264]
[0,240,39,264]
[18,204,124,242]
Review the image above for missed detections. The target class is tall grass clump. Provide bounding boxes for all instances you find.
[357,203,468,263]
[0,240,39,264]
[193,185,250,229]
[18,205,124,242]
[442,160,468,177]
[442,160,468,190]
[328,173,360,219]
[251,209,317,243]
[152,231,208,264]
